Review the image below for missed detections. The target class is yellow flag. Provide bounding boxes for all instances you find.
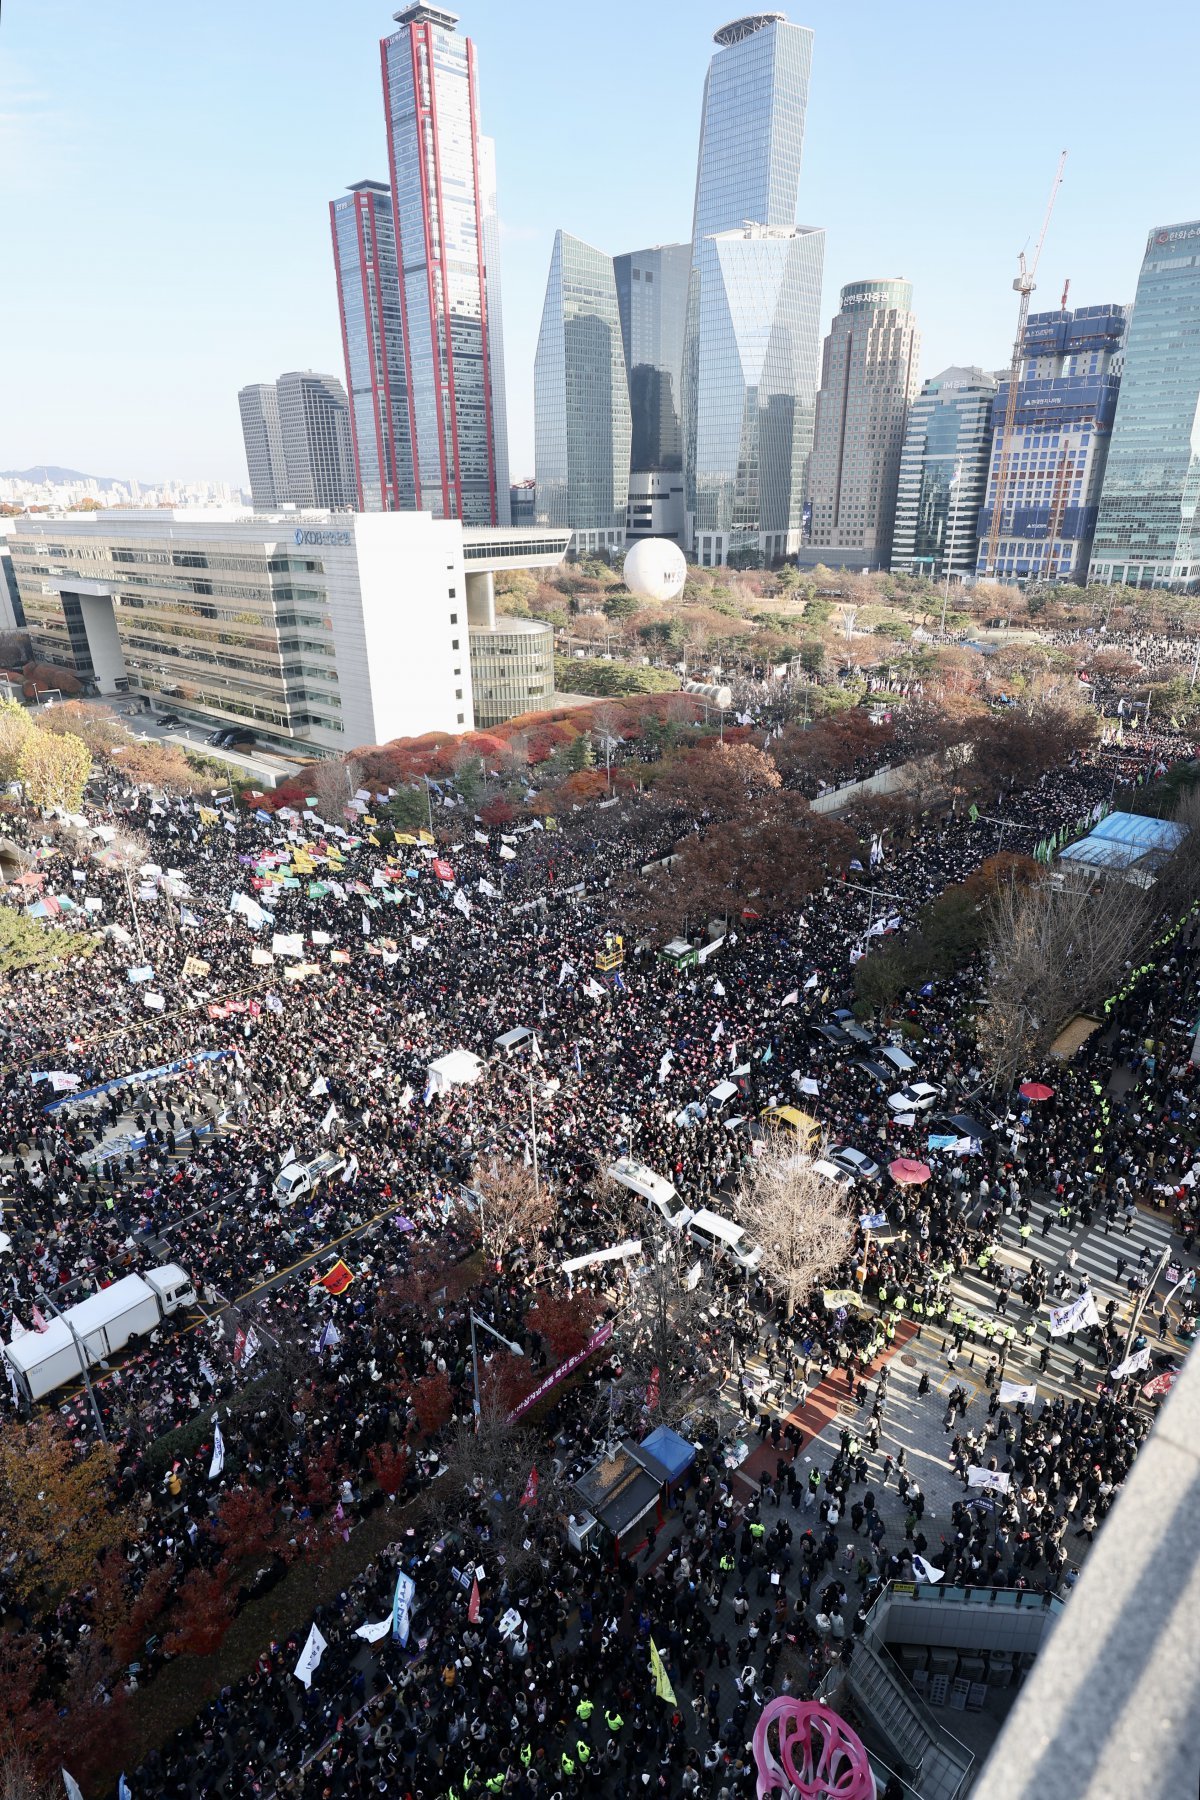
[648,1638,676,1706]
[417,829,434,845]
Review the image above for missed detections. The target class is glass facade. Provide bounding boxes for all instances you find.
[238,383,288,510]
[275,372,356,510]
[1090,221,1200,588]
[807,279,921,566]
[330,180,416,514]
[691,224,824,551]
[10,524,345,740]
[613,243,691,474]
[469,618,554,728]
[978,304,1126,585]
[891,367,997,580]
[534,231,631,544]
[683,15,823,560]
[381,6,506,525]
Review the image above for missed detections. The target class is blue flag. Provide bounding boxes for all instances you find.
[119,1778,133,1800]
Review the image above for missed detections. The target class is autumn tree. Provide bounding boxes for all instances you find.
[735,1141,854,1316]
[0,697,34,782]
[651,739,782,820]
[312,753,366,820]
[163,1567,236,1658]
[474,1157,556,1264]
[613,1237,717,1427]
[438,1391,550,1578]
[527,1290,602,1362]
[367,1441,410,1499]
[0,1417,124,1606]
[212,1482,284,1568]
[16,726,91,813]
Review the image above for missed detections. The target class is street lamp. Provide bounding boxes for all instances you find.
[469,1309,524,1424]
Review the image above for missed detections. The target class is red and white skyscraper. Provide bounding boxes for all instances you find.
[380,4,510,525]
[329,180,416,513]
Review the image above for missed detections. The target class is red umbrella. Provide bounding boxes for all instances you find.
[889,1158,931,1186]
[1019,1081,1054,1102]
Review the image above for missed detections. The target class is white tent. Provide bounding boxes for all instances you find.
[425,1049,483,1094]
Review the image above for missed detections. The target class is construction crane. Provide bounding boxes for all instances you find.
[982,150,1068,580]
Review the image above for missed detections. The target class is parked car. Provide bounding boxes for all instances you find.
[830,1145,884,1185]
[157,712,181,728]
[888,1082,944,1114]
[606,1157,692,1229]
[831,1010,874,1045]
[205,729,228,745]
[815,1023,852,1048]
[880,1044,918,1075]
[854,1058,894,1089]
[933,1111,993,1142]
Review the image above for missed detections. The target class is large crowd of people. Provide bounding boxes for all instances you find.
[0,696,1196,1799]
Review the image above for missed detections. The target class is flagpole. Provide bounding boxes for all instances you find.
[528,1063,541,1200]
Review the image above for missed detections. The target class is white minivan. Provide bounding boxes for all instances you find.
[684,1208,764,1273]
[606,1157,692,1228]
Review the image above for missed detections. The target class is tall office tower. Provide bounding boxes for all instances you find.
[978,304,1127,586]
[238,383,289,509]
[534,231,631,555]
[684,13,825,566]
[380,4,509,525]
[614,243,691,473]
[805,279,921,569]
[890,367,997,583]
[275,371,357,509]
[329,180,416,513]
[1090,220,1200,588]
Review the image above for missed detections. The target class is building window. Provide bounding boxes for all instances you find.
[456,713,464,725]
[452,638,459,649]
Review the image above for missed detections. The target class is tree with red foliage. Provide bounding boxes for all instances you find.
[163,1566,235,1658]
[479,1351,537,1417]
[527,1291,602,1362]
[652,740,781,821]
[367,1442,410,1499]
[479,796,515,829]
[0,1631,57,1776]
[112,1563,175,1665]
[49,1642,133,1793]
[300,1441,340,1515]
[409,1368,453,1435]
[213,1482,283,1568]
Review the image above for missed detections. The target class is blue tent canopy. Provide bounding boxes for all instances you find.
[637,1426,697,1486]
[1089,811,1185,852]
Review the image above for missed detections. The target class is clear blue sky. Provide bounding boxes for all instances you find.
[3,0,1198,487]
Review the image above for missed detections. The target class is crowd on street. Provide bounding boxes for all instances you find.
[0,701,1196,1799]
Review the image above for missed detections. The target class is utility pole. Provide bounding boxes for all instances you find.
[528,1063,540,1200]
[469,1308,524,1425]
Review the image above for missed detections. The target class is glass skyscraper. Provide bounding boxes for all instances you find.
[381,4,509,525]
[613,243,691,474]
[683,13,825,565]
[806,279,921,569]
[979,304,1127,586]
[891,367,996,582]
[329,180,416,513]
[534,231,631,555]
[1090,220,1200,588]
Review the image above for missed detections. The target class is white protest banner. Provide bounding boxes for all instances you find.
[1111,1345,1152,1380]
[998,1380,1037,1407]
[143,992,166,1012]
[392,1570,415,1646]
[1048,1291,1099,1337]
[272,932,305,959]
[294,1622,328,1688]
[354,1616,392,1643]
[967,1467,1011,1494]
[560,1239,642,1276]
[230,891,271,930]
[208,1419,225,1480]
[912,1556,944,1584]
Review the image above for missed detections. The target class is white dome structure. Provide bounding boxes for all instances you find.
[623,537,687,602]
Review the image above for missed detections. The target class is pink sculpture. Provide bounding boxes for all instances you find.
[752,1697,877,1800]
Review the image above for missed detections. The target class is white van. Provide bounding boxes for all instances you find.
[606,1157,691,1228]
[685,1208,764,1273]
[881,1044,918,1075]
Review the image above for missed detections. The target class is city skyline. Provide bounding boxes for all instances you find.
[3,0,1200,487]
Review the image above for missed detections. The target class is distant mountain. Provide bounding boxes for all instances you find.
[0,465,148,490]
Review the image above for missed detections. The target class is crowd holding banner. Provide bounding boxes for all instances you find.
[0,693,1197,1798]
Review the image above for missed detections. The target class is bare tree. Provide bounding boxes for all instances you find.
[611,1235,720,1427]
[312,755,365,821]
[982,871,1153,1090]
[0,1746,58,1800]
[473,1158,555,1264]
[735,1142,855,1316]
